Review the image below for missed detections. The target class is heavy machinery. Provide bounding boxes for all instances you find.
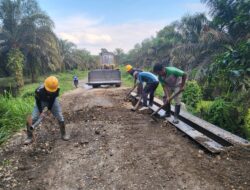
[87,49,121,88]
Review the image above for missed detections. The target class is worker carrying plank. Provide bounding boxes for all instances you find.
[131,70,159,111]
[153,63,187,124]
[24,76,70,145]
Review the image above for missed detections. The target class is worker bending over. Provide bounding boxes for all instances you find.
[125,64,143,96]
[24,76,70,145]
[132,71,159,111]
[126,65,143,86]
[153,63,187,124]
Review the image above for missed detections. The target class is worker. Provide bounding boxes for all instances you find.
[153,63,187,124]
[132,71,159,111]
[125,64,143,85]
[73,75,79,88]
[24,76,70,145]
[125,64,143,96]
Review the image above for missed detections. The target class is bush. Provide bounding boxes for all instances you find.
[195,100,213,116]
[244,109,250,140]
[182,80,202,109]
[206,98,240,133]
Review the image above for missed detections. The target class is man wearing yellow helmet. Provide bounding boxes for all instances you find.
[125,64,133,72]
[24,76,70,145]
[125,64,143,95]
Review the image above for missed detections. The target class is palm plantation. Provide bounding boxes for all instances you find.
[0,0,249,141]
[120,1,250,138]
[0,0,59,84]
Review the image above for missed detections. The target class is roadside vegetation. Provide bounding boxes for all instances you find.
[0,0,92,144]
[118,0,250,139]
[0,71,87,144]
[0,0,249,142]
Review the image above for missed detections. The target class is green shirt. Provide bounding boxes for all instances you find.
[159,67,185,88]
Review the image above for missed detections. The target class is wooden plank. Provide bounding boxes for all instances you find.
[130,93,224,153]
[173,106,249,146]
[166,116,224,153]
[142,93,249,146]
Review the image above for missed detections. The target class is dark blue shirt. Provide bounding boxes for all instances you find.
[73,76,78,81]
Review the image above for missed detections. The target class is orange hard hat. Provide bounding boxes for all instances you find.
[44,76,59,92]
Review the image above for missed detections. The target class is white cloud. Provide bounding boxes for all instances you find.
[58,32,112,45]
[53,15,171,55]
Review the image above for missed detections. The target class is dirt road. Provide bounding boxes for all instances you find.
[0,85,250,190]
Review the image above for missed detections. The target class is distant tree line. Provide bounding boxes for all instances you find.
[0,0,97,87]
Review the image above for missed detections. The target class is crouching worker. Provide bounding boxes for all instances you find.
[153,64,187,124]
[24,76,70,145]
[132,71,159,111]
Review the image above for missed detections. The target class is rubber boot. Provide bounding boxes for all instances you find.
[173,105,181,124]
[149,95,154,107]
[24,124,33,145]
[165,103,171,117]
[59,121,70,141]
[159,103,171,118]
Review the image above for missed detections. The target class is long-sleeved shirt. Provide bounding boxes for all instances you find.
[35,85,60,113]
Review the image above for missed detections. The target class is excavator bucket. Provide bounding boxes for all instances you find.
[86,69,121,88]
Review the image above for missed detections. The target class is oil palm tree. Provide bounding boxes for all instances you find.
[201,0,250,40]
[170,13,231,73]
[0,0,60,83]
[58,39,78,70]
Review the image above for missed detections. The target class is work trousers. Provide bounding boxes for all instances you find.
[31,98,64,124]
[142,81,159,106]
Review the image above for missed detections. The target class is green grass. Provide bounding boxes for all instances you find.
[20,70,87,97]
[120,66,134,87]
[0,94,33,144]
[0,70,87,144]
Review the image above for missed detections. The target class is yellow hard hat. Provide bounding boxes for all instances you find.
[44,76,59,92]
[126,64,133,72]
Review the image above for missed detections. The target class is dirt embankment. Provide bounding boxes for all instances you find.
[0,85,250,190]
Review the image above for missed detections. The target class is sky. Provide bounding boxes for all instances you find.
[38,0,208,55]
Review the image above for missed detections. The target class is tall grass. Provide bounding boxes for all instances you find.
[0,70,87,144]
[0,93,33,144]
